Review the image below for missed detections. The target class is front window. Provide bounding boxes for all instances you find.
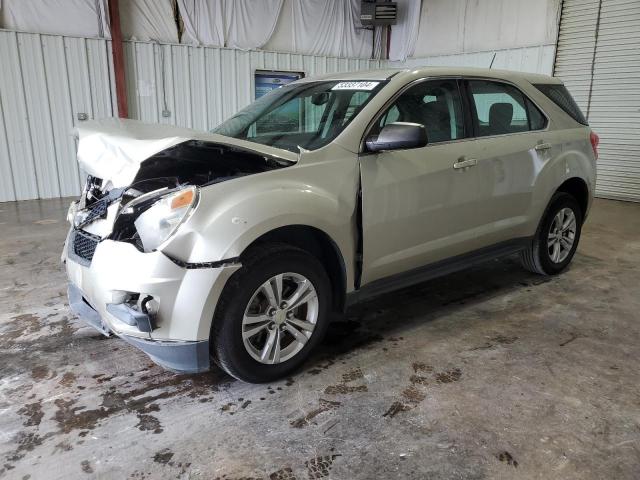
[212,80,386,153]
[372,79,465,143]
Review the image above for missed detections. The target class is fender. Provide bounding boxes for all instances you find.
[162,151,361,291]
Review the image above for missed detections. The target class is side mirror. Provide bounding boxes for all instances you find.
[365,122,428,152]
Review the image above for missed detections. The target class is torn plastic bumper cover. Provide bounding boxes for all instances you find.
[68,283,210,373]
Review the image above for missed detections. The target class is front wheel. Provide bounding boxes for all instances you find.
[211,243,331,383]
[521,192,583,275]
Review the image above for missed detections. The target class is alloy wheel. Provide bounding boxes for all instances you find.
[547,207,577,263]
[241,272,319,364]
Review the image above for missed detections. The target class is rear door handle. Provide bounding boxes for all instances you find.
[535,143,552,151]
[453,157,477,169]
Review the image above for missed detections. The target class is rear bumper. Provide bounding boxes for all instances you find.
[63,228,240,373]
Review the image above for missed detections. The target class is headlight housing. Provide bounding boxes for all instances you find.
[133,186,197,252]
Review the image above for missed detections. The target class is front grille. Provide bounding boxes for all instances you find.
[72,229,100,263]
[84,198,108,224]
[75,198,109,228]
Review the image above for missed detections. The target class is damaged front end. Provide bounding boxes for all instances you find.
[70,138,292,256]
[63,120,294,372]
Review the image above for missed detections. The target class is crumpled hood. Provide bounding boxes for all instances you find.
[76,118,298,188]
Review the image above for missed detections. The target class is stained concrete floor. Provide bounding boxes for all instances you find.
[0,198,639,480]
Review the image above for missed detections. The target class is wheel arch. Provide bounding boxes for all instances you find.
[240,225,348,314]
[556,177,590,219]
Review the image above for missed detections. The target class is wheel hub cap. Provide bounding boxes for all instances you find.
[274,309,286,325]
[241,272,319,365]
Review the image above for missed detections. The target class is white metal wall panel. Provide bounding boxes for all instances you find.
[41,35,82,197]
[0,31,39,200]
[553,0,600,112]
[555,0,640,202]
[122,40,385,133]
[588,0,640,202]
[87,39,114,119]
[0,30,114,201]
[205,47,224,128]
[0,93,16,201]
[17,33,61,198]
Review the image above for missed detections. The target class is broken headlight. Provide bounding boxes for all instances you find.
[133,186,198,252]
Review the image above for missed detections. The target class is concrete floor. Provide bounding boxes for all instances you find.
[0,198,639,480]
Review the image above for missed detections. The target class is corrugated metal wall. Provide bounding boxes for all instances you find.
[587,0,640,202]
[0,31,386,202]
[0,30,116,201]
[123,41,386,130]
[401,45,557,75]
[553,0,599,111]
[555,0,640,202]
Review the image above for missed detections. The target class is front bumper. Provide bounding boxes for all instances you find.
[63,228,240,373]
[68,283,210,372]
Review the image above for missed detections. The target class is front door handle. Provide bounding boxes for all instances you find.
[453,157,477,169]
[535,143,552,151]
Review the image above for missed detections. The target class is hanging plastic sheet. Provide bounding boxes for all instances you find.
[178,0,283,49]
[265,0,375,59]
[119,0,178,43]
[412,0,561,58]
[388,0,421,61]
[0,0,110,38]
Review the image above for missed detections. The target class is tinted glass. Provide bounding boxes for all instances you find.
[374,79,465,143]
[213,80,385,153]
[469,80,541,136]
[534,83,588,125]
[526,98,547,130]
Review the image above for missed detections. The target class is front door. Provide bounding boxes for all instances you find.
[359,79,484,285]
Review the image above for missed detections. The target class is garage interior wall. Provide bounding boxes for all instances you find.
[555,0,640,202]
[401,0,562,74]
[2,0,637,202]
[123,40,386,130]
[0,29,387,202]
[0,31,116,201]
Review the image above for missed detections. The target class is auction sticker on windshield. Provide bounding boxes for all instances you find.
[332,81,380,91]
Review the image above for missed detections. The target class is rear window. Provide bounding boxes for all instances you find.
[468,80,547,137]
[534,84,588,126]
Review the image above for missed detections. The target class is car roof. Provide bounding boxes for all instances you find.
[302,66,562,85]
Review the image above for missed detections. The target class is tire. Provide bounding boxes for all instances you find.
[520,192,583,275]
[211,243,332,383]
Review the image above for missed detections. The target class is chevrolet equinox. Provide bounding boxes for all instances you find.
[64,67,598,382]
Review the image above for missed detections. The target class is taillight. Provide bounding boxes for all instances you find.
[590,131,599,160]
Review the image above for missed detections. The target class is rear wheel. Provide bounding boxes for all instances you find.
[521,192,583,275]
[211,243,331,383]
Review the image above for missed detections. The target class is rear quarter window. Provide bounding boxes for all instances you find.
[534,84,588,126]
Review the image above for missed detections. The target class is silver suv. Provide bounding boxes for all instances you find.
[64,67,598,382]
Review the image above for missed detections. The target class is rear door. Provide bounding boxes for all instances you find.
[463,79,553,246]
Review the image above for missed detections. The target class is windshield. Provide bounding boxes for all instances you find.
[212,80,386,153]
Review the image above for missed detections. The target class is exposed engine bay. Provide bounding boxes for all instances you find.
[71,140,292,253]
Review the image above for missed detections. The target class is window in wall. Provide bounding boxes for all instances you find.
[253,70,305,136]
[468,80,545,136]
[374,79,465,143]
[255,70,304,99]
